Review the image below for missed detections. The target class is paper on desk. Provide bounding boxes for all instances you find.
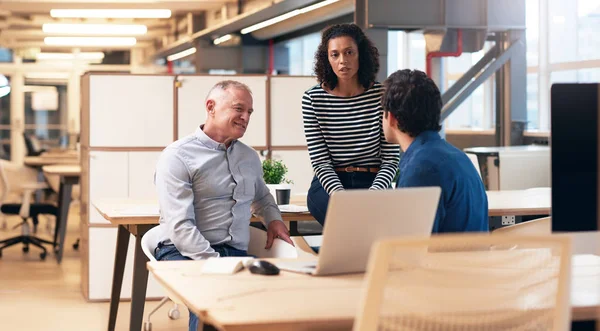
[116,205,160,216]
[278,204,309,213]
[201,257,253,274]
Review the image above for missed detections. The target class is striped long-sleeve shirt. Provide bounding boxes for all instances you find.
[302,82,400,195]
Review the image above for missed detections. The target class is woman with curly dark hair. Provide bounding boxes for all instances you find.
[302,23,400,226]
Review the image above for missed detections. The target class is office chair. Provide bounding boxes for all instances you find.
[353,234,571,331]
[0,160,58,260]
[140,226,182,331]
[23,133,46,156]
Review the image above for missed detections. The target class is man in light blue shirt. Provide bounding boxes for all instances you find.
[154,80,293,331]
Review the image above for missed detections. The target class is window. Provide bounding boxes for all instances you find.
[529,0,600,131]
[527,73,539,130]
[274,32,321,76]
[23,84,68,149]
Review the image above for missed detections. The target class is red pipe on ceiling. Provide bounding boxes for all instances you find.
[426,29,463,78]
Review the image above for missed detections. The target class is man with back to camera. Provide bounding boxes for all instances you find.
[381,69,489,233]
[154,80,294,331]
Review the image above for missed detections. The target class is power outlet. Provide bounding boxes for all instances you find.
[501,216,516,226]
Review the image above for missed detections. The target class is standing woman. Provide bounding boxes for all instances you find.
[302,23,400,226]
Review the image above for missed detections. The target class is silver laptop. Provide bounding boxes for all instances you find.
[277,187,441,276]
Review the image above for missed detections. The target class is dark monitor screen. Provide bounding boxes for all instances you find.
[551,83,599,231]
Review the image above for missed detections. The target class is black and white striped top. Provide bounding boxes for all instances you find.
[302,82,400,195]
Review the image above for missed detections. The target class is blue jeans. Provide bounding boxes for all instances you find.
[306,171,378,226]
[155,243,248,331]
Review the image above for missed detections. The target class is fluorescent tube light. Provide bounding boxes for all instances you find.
[213,34,232,45]
[43,23,147,35]
[36,52,105,61]
[167,47,196,62]
[241,0,339,34]
[50,9,171,19]
[299,0,340,13]
[44,37,137,47]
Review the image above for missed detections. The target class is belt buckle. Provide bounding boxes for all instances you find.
[344,166,354,173]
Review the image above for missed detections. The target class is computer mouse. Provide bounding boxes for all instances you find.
[248,260,280,276]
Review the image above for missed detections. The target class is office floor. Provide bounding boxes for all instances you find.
[0,203,187,331]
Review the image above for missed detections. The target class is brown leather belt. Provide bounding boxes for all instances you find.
[334,166,380,173]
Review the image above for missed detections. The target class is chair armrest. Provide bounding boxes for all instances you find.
[19,189,36,218]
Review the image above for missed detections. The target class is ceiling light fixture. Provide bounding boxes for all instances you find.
[44,37,137,47]
[167,47,197,62]
[43,23,147,35]
[241,0,339,34]
[36,52,105,61]
[213,34,232,45]
[49,9,171,19]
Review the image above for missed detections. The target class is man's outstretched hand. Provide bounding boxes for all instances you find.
[265,220,294,249]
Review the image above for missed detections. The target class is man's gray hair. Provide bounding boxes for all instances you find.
[206,80,252,101]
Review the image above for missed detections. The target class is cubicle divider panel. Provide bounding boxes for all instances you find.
[88,227,165,300]
[270,76,316,147]
[88,75,174,148]
[176,75,269,148]
[80,74,91,300]
[269,76,317,194]
[270,150,313,195]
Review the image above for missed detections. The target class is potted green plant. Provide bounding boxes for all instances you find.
[262,159,293,204]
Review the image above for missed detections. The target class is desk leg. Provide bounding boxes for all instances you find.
[572,321,595,331]
[130,225,152,331]
[108,225,130,331]
[289,221,299,236]
[55,176,76,263]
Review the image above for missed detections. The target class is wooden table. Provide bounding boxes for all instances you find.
[148,253,600,330]
[42,165,81,264]
[487,187,551,230]
[24,155,79,167]
[93,198,315,331]
[487,187,551,217]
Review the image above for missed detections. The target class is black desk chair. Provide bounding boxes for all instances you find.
[23,133,46,156]
[0,160,57,260]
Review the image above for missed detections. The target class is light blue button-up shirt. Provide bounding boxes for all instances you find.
[154,126,281,260]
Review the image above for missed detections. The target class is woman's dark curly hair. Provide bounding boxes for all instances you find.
[314,23,379,90]
[382,69,442,137]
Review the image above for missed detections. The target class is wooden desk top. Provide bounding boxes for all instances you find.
[25,156,79,166]
[93,198,314,226]
[148,253,600,330]
[487,187,551,216]
[93,199,162,225]
[41,150,78,158]
[93,188,551,226]
[42,165,82,177]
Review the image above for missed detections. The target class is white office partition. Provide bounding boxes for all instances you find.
[271,150,313,194]
[88,228,165,300]
[89,75,174,147]
[128,151,162,199]
[88,151,129,225]
[499,148,551,190]
[270,76,317,146]
[177,75,268,147]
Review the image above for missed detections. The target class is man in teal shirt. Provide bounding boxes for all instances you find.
[382,69,488,233]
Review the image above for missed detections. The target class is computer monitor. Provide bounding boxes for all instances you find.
[551,83,599,231]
